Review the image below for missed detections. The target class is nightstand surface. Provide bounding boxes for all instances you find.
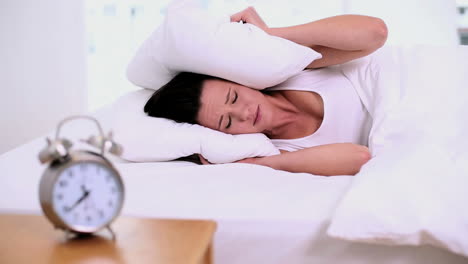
[0,214,216,264]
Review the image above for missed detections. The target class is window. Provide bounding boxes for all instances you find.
[85,0,171,111]
[457,0,468,44]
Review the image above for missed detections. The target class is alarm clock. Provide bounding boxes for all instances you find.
[38,115,124,238]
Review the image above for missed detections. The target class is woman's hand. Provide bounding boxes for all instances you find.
[198,154,269,167]
[230,7,269,33]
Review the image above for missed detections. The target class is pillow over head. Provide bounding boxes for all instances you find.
[99,89,279,164]
[126,1,321,90]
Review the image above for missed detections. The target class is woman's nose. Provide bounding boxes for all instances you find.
[229,105,253,121]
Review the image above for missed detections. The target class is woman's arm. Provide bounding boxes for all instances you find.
[238,143,371,176]
[231,7,388,68]
[269,15,387,68]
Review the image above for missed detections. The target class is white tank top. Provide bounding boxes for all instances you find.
[266,67,372,152]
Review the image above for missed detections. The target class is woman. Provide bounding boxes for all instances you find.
[144,7,388,176]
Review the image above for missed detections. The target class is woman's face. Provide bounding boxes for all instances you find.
[197,79,273,135]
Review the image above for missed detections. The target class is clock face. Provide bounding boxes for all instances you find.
[51,161,123,231]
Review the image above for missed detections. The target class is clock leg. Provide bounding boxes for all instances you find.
[106,225,116,241]
[64,229,75,240]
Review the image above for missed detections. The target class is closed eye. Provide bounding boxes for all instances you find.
[225,116,232,129]
[232,91,238,104]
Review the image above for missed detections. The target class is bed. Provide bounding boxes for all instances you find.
[1,129,467,264]
[2,45,468,263]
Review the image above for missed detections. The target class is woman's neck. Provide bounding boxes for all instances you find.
[263,92,302,139]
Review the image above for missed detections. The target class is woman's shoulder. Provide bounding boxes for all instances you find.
[268,67,346,92]
[275,89,314,98]
[280,90,324,116]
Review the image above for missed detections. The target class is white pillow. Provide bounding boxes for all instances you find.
[98,89,280,164]
[126,1,321,90]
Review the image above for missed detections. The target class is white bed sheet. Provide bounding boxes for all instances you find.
[1,112,467,264]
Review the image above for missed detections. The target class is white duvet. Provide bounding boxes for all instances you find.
[328,45,468,258]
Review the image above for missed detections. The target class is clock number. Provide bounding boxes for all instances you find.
[80,164,87,171]
[98,210,105,218]
[59,180,68,188]
[56,193,63,201]
[108,200,113,208]
[68,170,74,178]
[86,216,92,222]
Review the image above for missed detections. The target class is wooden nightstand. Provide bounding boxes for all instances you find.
[0,214,216,264]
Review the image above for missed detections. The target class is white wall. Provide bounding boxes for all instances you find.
[0,0,86,155]
[344,0,458,45]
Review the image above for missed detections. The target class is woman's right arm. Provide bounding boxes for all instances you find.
[238,143,371,176]
[231,7,387,68]
[268,14,387,68]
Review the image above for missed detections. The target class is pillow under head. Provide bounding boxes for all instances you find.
[102,89,280,164]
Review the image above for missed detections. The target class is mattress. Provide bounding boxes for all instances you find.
[0,109,466,264]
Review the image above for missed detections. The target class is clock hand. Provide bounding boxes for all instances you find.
[81,184,90,193]
[65,185,91,212]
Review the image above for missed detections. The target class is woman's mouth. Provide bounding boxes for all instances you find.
[253,105,261,126]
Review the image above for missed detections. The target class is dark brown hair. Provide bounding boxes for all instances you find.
[144,72,219,124]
